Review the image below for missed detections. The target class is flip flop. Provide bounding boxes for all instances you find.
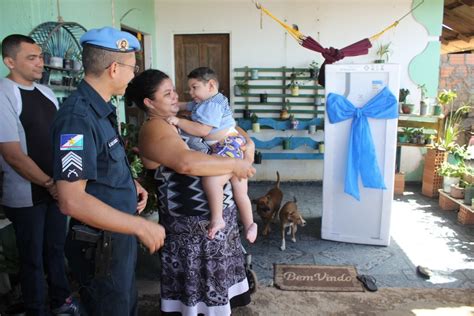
[416,265,433,279]
[356,274,378,292]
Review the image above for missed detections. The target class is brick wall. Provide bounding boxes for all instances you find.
[439,53,474,143]
[439,54,473,105]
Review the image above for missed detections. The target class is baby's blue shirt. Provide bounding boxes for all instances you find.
[187,93,235,134]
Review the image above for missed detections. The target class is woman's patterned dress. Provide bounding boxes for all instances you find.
[155,133,249,315]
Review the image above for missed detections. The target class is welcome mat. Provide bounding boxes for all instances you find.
[274,264,364,292]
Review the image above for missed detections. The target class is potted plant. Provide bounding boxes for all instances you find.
[374,42,392,63]
[289,114,299,130]
[280,100,291,120]
[282,136,292,150]
[399,88,413,114]
[287,72,303,96]
[418,84,429,116]
[254,150,263,164]
[413,127,425,144]
[318,141,325,153]
[251,113,260,132]
[234,78,249,96]
[399,127,413,143]
[450,180,466,199]
[435,90,471,153]
[425,134,435,145]
[399,88,410,104]
[308,60,319,79]
[464,182,474,205]
[437,162,462,193]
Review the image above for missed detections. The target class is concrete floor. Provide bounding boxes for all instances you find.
[137,182,474,301]
[241,182,474,289]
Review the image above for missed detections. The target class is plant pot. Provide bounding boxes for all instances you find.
[401,104,414,114]
[374,59,385,64]
[315,96,323,106]
[280,109,290,120]
[450,185,464,199]
[290,86,299,96]
[318,143,325,153]
[251,69,259,79]
[464,186,474,205]
[443,176,459,193]
[252,123,260,132]
[309,68,319,79]
[282,139,291,150]
[73,60,82,71]
[398,135,408,143]
[259,93,268,103]
[234,85,242,96]
[420,101,428,116]
[308,125,316,134]
[290,120,299,130]
[433,105,442,116]
[254,151,262,164]
[243,109,251,119]
[63,58,73,70]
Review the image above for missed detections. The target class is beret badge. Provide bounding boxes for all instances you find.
[116,39,130,51]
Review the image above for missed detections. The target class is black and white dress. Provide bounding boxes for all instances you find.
[155,133,249,315]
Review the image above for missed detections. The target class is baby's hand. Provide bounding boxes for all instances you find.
[166,116,180,126]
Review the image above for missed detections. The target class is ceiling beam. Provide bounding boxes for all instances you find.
[460,0,474,6]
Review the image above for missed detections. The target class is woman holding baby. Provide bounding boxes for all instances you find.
[124,69,255,315]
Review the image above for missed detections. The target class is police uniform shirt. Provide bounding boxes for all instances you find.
[51,80,137,215]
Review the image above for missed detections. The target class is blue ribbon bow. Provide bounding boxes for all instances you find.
[326,87,399,200]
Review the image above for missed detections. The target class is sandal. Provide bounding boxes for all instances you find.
[416,265,433,279]
[356,274,378,292]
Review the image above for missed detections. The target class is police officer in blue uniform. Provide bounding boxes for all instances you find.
[51,27,166,315]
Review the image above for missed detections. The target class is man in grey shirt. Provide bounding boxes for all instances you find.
[0,34,78,316]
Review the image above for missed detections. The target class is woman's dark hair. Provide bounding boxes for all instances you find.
[124,69,170,113]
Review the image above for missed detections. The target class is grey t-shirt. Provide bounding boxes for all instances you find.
[0,78,58,207]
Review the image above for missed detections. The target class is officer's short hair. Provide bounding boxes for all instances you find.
[124,69,170,113]
[82,45,131,77]
[188,67,219,85]
[1,34,36,58]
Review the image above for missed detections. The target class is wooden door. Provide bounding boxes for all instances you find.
[174,34,230,102]
[122,26,146,126]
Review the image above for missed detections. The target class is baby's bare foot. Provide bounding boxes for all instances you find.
[245,222,258,243]
[208,218,225,239]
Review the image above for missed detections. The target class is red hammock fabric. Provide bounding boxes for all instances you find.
[301,37,372,86]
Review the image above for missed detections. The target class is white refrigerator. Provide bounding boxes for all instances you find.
[322,64,400,246]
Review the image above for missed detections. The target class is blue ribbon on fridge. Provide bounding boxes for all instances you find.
[326,87,399,200]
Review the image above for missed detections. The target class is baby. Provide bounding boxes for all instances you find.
[167,67,257,242]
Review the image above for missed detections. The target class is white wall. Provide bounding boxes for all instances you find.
[154,0,433,181]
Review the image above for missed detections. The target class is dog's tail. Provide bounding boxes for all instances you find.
[276,171,280,188]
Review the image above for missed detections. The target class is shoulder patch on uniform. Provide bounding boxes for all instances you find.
[60,134,84,151]
[61,151,83,181]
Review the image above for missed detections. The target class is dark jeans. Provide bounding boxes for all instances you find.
[65,227,138,316]
[4,201,70,316]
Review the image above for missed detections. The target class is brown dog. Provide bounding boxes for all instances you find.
[252,171,283,236]
[279,197,306,251]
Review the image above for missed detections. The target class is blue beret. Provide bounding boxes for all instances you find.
[80,27,141,52]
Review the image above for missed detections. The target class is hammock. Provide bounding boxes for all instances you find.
[253,0,424,86]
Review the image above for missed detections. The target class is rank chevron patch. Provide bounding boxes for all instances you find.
[61,151,83,180]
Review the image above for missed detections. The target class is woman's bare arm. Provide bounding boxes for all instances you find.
[139,119,255,179]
